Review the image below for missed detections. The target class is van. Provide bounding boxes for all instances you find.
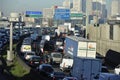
[21,44,32,53]
[60,54,73,71]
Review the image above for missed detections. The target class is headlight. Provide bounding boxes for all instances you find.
[50,73,54,77]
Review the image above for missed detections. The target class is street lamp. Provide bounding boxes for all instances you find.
[7,22,14,62]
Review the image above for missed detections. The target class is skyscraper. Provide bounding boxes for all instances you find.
[86,0,93,15]
[73,0,82,12]
[63,0,71,9]
[111,0,119,16]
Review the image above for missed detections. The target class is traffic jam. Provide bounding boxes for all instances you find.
[0,26,120,80]
[19,27,77,80]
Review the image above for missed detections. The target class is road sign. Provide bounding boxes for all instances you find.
[55,9,70,13]
[54,9,70,20]
[70,13,83,19]
[26,11,42,18]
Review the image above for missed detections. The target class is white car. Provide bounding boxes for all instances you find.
[114,64,120,75]
[50,52,62,64]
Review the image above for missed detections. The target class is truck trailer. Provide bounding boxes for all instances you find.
[65,36,96,58]
[71,57,102,80]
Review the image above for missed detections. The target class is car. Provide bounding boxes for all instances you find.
[53,72,66,80]
[24,51,36,60]
[63,77,78,80]
[28,56,43,67]
[101,66,109,73]
[49,52,62,64]
[37,64,54,78]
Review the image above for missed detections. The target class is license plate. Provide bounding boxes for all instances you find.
[35,62,39,64]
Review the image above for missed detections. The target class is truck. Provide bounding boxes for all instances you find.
[71,57,102,80]
[60,54,73,71]
[58,25,68,33]
[65,36,96,58]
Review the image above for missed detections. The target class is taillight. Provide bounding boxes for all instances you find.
[30,61,33,64]
[40,61,43,64]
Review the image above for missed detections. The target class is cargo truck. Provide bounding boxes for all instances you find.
[71,57,102,80]
[65,36,96,58]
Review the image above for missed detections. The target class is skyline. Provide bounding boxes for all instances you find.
[0,0,111,16]
[0,0,72,16]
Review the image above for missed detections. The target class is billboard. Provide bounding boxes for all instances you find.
[25,11,42,18]
[70,13,84,20]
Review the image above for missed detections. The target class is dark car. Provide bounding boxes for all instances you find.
[37,64,54,77]
[28,56,43,68]
[53,72,66,80]
[0,58,4,73]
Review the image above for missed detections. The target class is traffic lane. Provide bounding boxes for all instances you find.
[21,69,52,80]
[0,73,7,80]
[0,72,15,80]
[52,64,70,76]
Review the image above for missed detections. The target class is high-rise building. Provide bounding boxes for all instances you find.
[43,8,54,19]
[0,11,3,17]
[43,8,54,26]
[118,0,120,14]
[73,0,82,12]
[111,0,119,16]
[86,0,93,15]
[63,0,71,9]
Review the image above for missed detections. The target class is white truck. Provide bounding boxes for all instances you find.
[60,54,73,71]
[71,57,102,80]
[65,36,96,58]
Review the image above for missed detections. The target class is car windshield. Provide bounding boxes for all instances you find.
[53,54,61,58]
[32,57,41,61]
[27,53,35,55]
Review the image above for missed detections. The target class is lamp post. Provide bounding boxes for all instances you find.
[7,22,14,62]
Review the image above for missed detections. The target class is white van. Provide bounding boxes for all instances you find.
[21,44,32,53]
[60,54,73,71]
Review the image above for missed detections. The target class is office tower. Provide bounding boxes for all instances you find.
[63,0,71,9]
[111,0,119,16]
[73,0,82,12]
[86,0,93,15]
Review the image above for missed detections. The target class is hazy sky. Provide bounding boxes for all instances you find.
[0,0,69,16]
